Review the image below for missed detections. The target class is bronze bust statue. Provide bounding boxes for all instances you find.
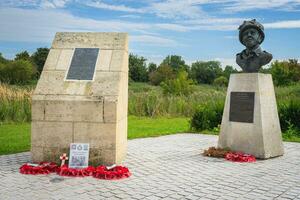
[236,19,272,72]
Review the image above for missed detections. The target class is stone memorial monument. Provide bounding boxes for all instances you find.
[218,20,284,159]
[31,32,128,165]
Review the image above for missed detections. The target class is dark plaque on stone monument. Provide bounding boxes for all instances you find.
[66,48,99,80]
[229,92,255,123]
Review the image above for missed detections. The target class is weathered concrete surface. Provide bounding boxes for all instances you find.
[1,134,300,200]
[218,73,284,159]
[31,33,128,165]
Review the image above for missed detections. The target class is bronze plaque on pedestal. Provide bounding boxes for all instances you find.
[66,48,99,80]
[229,92,255,123]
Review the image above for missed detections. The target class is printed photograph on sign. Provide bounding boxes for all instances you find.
[69,143,90,169]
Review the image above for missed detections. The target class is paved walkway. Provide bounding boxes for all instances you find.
[1,134,300,200]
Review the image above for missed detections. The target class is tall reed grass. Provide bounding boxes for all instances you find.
[0,82,299,123]
[0,83,32,122]
[128,88,225,117]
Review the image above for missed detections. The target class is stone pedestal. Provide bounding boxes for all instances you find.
[218,73,284,159]
[31,33,128,165]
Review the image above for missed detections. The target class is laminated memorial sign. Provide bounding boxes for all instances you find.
[69,143,90,169]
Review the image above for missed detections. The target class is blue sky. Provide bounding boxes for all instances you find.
[0,0,300,68]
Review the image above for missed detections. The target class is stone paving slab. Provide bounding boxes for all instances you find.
[1,134,300,200]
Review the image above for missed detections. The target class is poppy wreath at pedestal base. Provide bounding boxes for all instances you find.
[225,152,256,162]
[20,163,131,180]
[203,147,256,162]
[19,162,58,175]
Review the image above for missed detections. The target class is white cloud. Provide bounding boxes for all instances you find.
[40,0,70,9]
[179,17,247,31]
[85,1,145,13]
[224,35,236,39]
[222,0,300,12]
[131,35,177,46]
[1,6,299,47]
[120,14,141,19]
[0,8,147,42]
[0,0,71,8]
[182,17,245,25]
[0,0,39,7]
[265,20,300,29]
[2,0,300,16]
[0,7,182,50]
[83,0,208,19]
[149,0,206,19]
[154,23,191,32]
[214,58,239,69]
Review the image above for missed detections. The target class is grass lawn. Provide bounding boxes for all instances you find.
[0,116,190,155]
[1,116,299,155]
[0,123,31,155]
[128,116,190,139]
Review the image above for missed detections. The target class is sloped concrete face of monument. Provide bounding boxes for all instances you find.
[218,73,284,159]
[31,32,128,165]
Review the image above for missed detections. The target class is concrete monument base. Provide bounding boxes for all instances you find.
[31,33,128,165]
[218,73,284,159]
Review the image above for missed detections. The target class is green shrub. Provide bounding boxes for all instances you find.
[190,61,223,84]
[160,71,194,96]
[0,53,9,64]
[270,59,300,86]
[129,54,148,82]
[282,122,300,139]
[0,60,37,84]
[31,47,49,74]
[278,99,300,132]
[149,64,175,85]
[190,98,300,133]
[213,76,228,87]
[160,55,189,73]
[190,101,224,131]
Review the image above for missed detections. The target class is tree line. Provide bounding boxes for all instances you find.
[0,48,299,87]
[129,54,300,87]
[0,48,49,84]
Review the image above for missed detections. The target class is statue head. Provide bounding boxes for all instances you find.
[239,19,265,49]
[236,19,273,73]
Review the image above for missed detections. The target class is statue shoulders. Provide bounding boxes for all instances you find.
[236,53,242,62]
[262,50,272,56]
[236,49,246,56]
[236,50,245,59]
[259,50,273,65]
[236,52,245,69]
[260,50,272,59]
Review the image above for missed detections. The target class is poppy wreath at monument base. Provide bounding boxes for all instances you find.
[19,162,131,180]
[203,147,256,162]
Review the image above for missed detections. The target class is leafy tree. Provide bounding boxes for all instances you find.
[0,53,9,64]
[160,55,189,73]
[213,76,228,87]
[0,60,36,84]
[259,67,271,74]
[160,70,194,96]
[129,54,148,82]
[223,65,238,79]
[148,62,157,73]
[270,59,300,86]
[15,51,31,61]
[31,48,49,74]
[190,61,223,84]
[0,63,5,81]
[149,64,175,85]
